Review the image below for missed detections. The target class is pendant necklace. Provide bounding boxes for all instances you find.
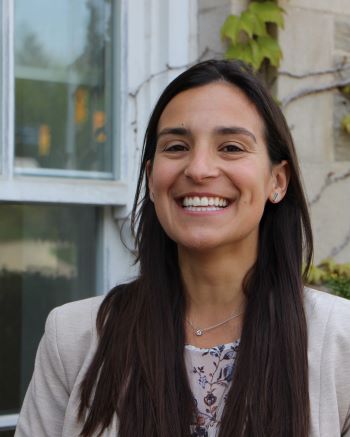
[186,310,243,336]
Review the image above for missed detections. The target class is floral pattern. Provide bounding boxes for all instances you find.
[184,340,240,437]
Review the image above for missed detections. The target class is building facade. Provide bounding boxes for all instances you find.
[1,0,349,433]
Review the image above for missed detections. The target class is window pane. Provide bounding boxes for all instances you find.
[14,0,113,176]
[0,430,14,436]
[0,3,3,174]
[0,204,98,414]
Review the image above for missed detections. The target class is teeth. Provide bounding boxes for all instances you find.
[186,206,222,212]
[193,196,200,206]
[182,196,228,208]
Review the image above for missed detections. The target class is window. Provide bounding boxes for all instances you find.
[0,204,98,416]
[0,0,126,205]
[0,0,127,431]
[14,0,114,178]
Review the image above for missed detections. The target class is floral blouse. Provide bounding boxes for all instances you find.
[184,339,240,437]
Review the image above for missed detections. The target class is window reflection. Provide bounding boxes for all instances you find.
[14,0,113,175]
[0,204,97,414]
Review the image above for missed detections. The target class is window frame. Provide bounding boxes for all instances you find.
[1,0,127,206]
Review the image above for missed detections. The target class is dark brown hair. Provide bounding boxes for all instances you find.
[79,60,313,436]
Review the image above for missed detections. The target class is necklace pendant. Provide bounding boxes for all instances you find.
[195,329,203,336]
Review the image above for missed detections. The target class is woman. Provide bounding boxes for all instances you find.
[16,60,350,437]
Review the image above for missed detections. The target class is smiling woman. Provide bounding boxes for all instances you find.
[148,82,289,254]
[15,60,350,437]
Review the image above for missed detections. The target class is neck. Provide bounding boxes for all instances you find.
[178,243,256,315]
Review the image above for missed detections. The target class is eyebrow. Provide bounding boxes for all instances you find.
[214,126,257,143]
[157,125,257,143]
[157,127,189,139]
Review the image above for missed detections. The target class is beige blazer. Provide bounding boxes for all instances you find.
[15,288,350,437]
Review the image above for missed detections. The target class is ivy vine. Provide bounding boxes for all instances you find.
[307,259,350,300]
[221,1,350,136]
[221,1,284,70]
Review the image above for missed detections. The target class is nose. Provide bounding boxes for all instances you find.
[184,148,220,183]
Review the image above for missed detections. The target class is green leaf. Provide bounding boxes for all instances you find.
[306,264,327,285]
[341,114,350,134]
[249,1,284,28]
[341,85,350,95]
[256,35,283,67]
[221,15,241,44]
[240,10,267,38]
[225,43,254,67]
[249,39,264,70]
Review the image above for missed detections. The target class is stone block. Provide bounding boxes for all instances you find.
[199,0,232,10]
[198,1,231,56]
[335,19,350,53]
[278,6,333,74]
[308,162,350,263]
[283,92,334,164]
[280,0,350,16]
[230,0,249,15]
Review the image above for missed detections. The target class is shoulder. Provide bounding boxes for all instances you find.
[48,295,104,331]
[45,295,105,391]
[304,286,350,333]
[304,288,350,433]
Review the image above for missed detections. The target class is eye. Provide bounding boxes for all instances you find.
[220,143,244,153]
[163,142,188,152]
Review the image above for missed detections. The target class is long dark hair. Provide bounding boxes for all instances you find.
[79,60,313,436]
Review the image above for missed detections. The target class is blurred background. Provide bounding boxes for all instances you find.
[0,0,350,433]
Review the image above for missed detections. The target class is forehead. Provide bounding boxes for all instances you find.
[157,82,265,140]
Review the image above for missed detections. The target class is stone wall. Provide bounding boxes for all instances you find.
[277,0,350,263]
[206,0,350,264]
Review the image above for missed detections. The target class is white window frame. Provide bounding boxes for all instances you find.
[1,0,128,205]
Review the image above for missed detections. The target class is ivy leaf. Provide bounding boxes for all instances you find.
[341,114,350,134]
[336,263,350,276]
[249,39,264,70]
[256,35,283,67]
[248,1,285,28]
[319,258,337,273]
[240,10,267,38]
[225,43,254,66]
[221,15,241,44]
[341,85,350,95]
[306,265,326,285]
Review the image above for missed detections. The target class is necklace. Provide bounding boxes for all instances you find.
[186,310,243,336]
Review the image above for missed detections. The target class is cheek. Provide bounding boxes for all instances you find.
[151,160,178,194]
[235,165,272,202]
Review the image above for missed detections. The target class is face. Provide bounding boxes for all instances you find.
[148,82,288,254]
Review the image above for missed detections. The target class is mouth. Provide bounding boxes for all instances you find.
[181,195,229,212]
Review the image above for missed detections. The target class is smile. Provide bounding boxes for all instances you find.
[181,196,229,211]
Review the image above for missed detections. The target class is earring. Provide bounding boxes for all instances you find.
[272,192,279,203]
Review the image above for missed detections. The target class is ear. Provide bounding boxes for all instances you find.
[146,160,154,201]
[269,160,290,203]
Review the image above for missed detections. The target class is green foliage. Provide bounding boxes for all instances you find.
[307,258,350,300]
[341,85,350,95]
[221,1,284,70]
[341,113,350,134]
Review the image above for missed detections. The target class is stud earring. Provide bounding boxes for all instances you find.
[272,192,279,203]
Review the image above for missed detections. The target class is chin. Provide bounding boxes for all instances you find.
[175,234,225,252]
